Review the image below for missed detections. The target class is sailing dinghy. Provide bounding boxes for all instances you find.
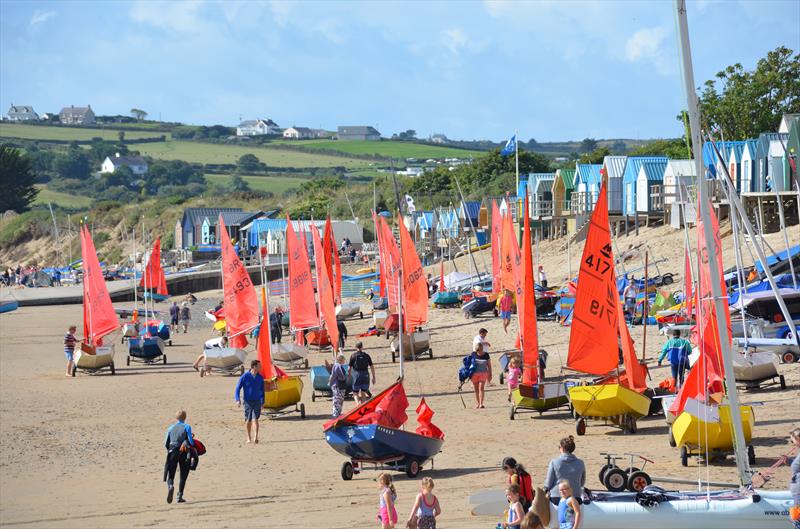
[74,225,119,376]
[566,183,651,434]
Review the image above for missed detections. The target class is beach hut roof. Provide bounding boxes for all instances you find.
[638,159,668,182]
[574,164,603,186]
[666,159,696,177]
[460,201,481,221]
[533,174,555,194]
[623,156,668,183]
[557,168,575,191]
[603,156,627,180]
[756,132,789,158]
[417,211,435,230]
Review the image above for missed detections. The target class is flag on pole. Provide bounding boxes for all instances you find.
[500,134,517,157]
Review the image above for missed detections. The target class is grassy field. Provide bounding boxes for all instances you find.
[204,174,307,195]
[271,139,484,159]
[0,123,167,141]
[135,140,374,168]
[33,185,93,209]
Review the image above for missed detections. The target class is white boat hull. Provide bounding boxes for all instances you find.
[75,345,115,370]
[661,394,677,424]
[470,489,793,529]
[121,323,139,338]
[373,310,388,327]
[336,302,362,319]
[390,331,431,358]
[204,347,246,369]
[732,351,780,382]
[272,343,309,364]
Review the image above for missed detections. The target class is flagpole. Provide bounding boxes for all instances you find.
[514,129,519,199]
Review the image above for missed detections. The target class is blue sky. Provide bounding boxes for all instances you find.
[1,1,798,142]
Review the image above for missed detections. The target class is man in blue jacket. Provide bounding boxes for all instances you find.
[658,329,693,387]
[234,360,265,444]
[163,410,194,504]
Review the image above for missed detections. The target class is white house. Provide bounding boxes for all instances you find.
[6,105,38,121]
[662,160,696,206]
[739,140,758,193]
[59,105,95,125]
[236,119,280,136]
[283,126,314,139]
[101,153,148,175]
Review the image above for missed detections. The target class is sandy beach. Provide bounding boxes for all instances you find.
[1,226,799,528]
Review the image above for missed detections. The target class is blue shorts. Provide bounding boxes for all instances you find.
[65,349,74,361]
[352,371,370,392]
[500,310,512,320]
[243,400,262,421]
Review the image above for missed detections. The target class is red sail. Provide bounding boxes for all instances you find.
[81,225,119,344]
[139,237,168,295]
[684,246,693,318]
[669,351,724,416]
[286,217,318,330]
[520,197,540,385]
[398,212,428,332]
[438,259,446,293]
[491,200,503,294]
[379,216,402,309]
[219,216,259,349]
[312,225,339,350]
[415,398,444,440]
[257,289,275,380]
[323,380,408,431]
[616,297,648,392]
[323,217,343,304]
[372,211,387,297]
[567,183,620,375]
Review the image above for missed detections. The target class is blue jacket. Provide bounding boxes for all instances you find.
[234,371,265,403]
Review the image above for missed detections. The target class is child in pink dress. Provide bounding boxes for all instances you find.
[507,356,522,401]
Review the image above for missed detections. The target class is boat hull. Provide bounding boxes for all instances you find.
[432,291,460,306]
[661,394,677,424]
[372,310,389,328]
[128,336,166,360]
[75,345,115,370]
[311,365,351,392]
[512,382,570,411]
[0,300,19,313]
[204,347,246,369]
[264,376,303,410]
[569,383,651,418]
[672,405,754,450]
[325,423,443,463]
[272,343,309,364]
[390,331,431,360]
[733,351,779,382]
[336,302,362,319]
[143,292,169,302]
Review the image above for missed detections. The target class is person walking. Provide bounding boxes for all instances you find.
[623,280,637,320]
[377,472,398,529]
[329,353,348,417]
[234,360,265,444]
[337,319,348,351]
[470,343,491,408]
[556,480,582,529]
[502,456,534,512]
[473,328,490,354]
[349,341,375,405]
[269,307,283,344]
[180,302,191,334]
[501,484,525,529]
[64,325,77,377]
[498,289,513,334]
[543,436,586,503]
[169,302,180,333]
[163,410,194,504]
[789,427,800,529]
[406,477,441,529]
[658,329,692,387]
[538,266,548,288]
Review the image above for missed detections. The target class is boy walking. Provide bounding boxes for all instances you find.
[234,360,265,444]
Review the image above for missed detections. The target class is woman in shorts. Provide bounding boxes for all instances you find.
[470,343,492,409]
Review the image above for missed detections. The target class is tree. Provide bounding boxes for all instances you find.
[610,140,626,155]
[228,175,251,193]
[118,131,125,143]
[578,146,611,164]
[628,139,689,159]
[54,148,91,180]
[236,153,261,173]
[0,145,39,213]
[130,108,148,121]
[580,138,598,153]
[698,46,799,139]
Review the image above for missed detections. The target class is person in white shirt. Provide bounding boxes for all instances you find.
[473,328,490,353]
[538,266,548,288]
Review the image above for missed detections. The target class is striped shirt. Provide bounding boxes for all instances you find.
[64,332,77,354]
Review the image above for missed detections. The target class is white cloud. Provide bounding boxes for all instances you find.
[625,26,674,75]
[30,10,56,26]
[441,28,468,55]
[129,1,208,33]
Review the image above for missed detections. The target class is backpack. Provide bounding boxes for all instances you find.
[193,438,206,456]
[517,471,533,506]
[458,353,477,384]
[352,351,370,372]
[331,364,347,389]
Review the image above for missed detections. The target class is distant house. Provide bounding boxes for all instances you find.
[336,126,380,141]
[786,120,799,185]
[528,173,555,217]
[236,119,279,137]
[177,208,263,249]
[283,126,314,139]
[430,134,447,144]
[101,153,148,175]
[312,129,331,138]
[59,105,95,125]
[6,104,38,121]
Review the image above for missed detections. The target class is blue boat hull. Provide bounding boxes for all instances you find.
[142,324,170,342]
[432,291,460,306]
[143,292,169,302]
[372,297,388,310]
[325,424,443,463]
[0,300,19,314]
[128,337,165,359]
[311,365,351,392]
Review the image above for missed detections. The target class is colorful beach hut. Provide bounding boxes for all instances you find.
[602,155,627,214]
[786,120,799,186]
[531,173,555,217]
[573,164,603,214]
[621,156,668,216]
[755,132,789,191]
[739,139,759,193]
[552,168,575,217]
[635,159,668,213]
[663,160,696,206]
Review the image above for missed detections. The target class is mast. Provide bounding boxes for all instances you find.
[675,0,750,486]
[452,176,487,281]
[132,228,138,314]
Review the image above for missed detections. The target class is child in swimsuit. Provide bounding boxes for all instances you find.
[377,472,398,529]
[506,357,521,401]
[557,479,582,529]
[502,484,524,528]
[406,477,441,529]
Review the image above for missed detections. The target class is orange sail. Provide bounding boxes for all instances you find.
[139,237,168,295]
[372,211,387,297]
[379,216,402,309]
[566,183,620,375]
[81,225,119,344]
[520,197,540,385]
[311,225,339,350]
[257,289,275,380]
[219,216,259,349]
[323,217,342,305]
[323,380,408,430]
[415,398,444,439]
[286,217,318,330]
[398,212,428,333]
[684,246,693,318]
[491,200,503,294]
[616,297,648,392]
[500,207,521,295]
[438,259,446,293]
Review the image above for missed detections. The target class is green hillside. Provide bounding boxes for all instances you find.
[204,174,307,195]
[33,185,94,209]
[271,139,484,159]
[0,123,166,141]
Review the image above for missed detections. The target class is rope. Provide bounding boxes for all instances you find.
[750,446,798,488]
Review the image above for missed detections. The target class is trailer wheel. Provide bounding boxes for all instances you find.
[499,373,505,385]
[391,351,397,363]
[312,393,317,402]
[748,445,756,465]
[110,362,115,375]
[779,375,786,389]
[662,275,673,286]
[576,418,586,436]
[126,356,131,366]
[509,405,516,420]
[359,312,364,319]
[680,446,689,467]
[627,471,652,492]
[625,416,638,434]
[603,468,628,492]
[163,355,167,365]
[405,458,421,478]
[169,340,172,346]
[598,464,614,484]
[428,348,433,359]
[668,428,676,447]
[341,461,354,481]
[299,403,306,419]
